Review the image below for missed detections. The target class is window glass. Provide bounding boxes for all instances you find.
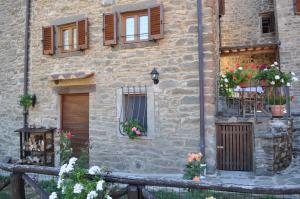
[139,16,149,40]
[63,29,70,50]
[124,95,147,129]
[73,28,78,49]
[126,17,135,41]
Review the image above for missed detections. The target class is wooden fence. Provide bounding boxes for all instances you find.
[1,161,300,199]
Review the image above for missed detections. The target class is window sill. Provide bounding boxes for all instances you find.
[54,50,85,58]
[117,40,159,50]
[261,32,276,36]
[118,134,154,140]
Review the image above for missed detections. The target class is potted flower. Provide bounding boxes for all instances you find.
[183,152,205,182]
[19,94,36,110]
[267,95,294,117]
[221,64,258,88]
[256,62,298,87]
[121,119,146,139]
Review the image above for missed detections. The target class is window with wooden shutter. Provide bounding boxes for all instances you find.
[103,13,117,46]
[295,0,300,15]
[219,0,225,15]
[42,26,54,55]
[77,18,88,50]
[149,5,164,40]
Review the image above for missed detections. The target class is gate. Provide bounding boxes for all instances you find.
[216,123,253,171]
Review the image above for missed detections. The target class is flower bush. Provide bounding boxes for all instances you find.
[256,62,298,87]
[183,153,204,182]
[121,119,146,139]
[59,131,73,165]
[49,157,112,199]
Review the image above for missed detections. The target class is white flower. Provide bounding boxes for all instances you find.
[271,64,275,67]
[86,190,98,199]
[96,180,104,191]
[65,163,74,173]
[287,82,291,87]
[263,68,268,71]
[270,81,275,85]
[224,78,228,83]
[74,183,84,194]
[292,77,298,81]
[222,74,226,78]
[291,72,296,76]
[57,177,64,189]
[275,75,280,80]
[69,157,77,165]
[59,164,68,176]
[62,186,65,194]
[274,61,278,66]
[236,86,241,90]
[281,79,285,83]
[88,166,102,175]
[238,67,243,70]
[49,192,58,199]
[106,196,112,199]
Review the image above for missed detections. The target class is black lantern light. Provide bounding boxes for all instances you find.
[150,68,159,84]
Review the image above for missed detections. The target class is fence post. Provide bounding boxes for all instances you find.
[127,185,145,199]
[11,172,25,199]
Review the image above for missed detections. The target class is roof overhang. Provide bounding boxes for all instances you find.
[221,43,278,56]
[48,71,95,81]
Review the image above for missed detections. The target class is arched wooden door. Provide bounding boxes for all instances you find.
[61,94,89,159]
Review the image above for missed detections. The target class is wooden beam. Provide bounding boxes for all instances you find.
[10,173,25,199]
[22,174,49,199]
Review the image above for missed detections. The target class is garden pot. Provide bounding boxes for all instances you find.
[260,79,268,87]
[270,105,285,117]
[239,82,255,88]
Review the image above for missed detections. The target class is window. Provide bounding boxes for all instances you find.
[59,23,78,52]
[121,10,149,43]
[124,94,147,129]
[42,18,88,55]
[261,13,275,34]
[117,86,155,138]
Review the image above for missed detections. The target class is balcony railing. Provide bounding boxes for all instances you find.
[216,80,291,119]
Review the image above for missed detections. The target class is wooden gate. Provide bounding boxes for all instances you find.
[216,123,253,171]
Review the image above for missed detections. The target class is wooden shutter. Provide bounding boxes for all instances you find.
[149,5,164,40]
[42,26,54,55]
[219,0,225,15]
[103,13,117,46]
[77,18,88,50]
[295,0,300,14]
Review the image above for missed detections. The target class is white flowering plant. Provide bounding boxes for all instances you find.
[256,62,298,87]
[49,157,112,199]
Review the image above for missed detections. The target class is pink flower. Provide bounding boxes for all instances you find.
[135,131,141,136]
[131,127,137,131]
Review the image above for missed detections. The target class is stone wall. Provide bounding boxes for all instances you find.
[254,119,293,176]
[0,0,25,160]
[24,0,219,174]
[275,0,300,151]
[220,0,276,47]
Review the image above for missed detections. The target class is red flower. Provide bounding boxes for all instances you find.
[235,63,240,68]
[247,73,253,78]
[229,68,234,73]
[244,64,249,69]
[233,76,237,80]
[251,64,257,69]
[66,132,72,140]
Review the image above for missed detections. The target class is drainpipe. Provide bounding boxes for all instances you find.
[197,0,205,156]
[23,0,31,128]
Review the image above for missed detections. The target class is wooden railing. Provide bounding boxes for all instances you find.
[1,161,300,199]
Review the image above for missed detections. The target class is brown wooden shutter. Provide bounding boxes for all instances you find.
[42,26,54,55]
[295,0,300,14]
[103,13,117,46]
[149,5,164,40]
[77,18,88,50]
[219,0,225,15]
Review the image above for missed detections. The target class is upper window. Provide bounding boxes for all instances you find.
[58,23,78,52]
[42,19,88,55]
[103,5,164,46]
[261,13,275,34]
[121,10,149,43]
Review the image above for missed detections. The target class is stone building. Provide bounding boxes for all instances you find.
[0,0,299,176]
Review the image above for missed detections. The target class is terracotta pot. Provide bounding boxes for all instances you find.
[260,79,268,87]
[270,105,285,117]
[239,82,256,88]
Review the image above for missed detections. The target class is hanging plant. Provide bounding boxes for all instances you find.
[121,119,146,139]
[19,94,36,109]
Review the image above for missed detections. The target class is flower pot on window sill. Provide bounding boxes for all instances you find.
[270,105,285,117]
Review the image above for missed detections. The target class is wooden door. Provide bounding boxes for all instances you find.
[61,94,89,158]
[216,123,253,171]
